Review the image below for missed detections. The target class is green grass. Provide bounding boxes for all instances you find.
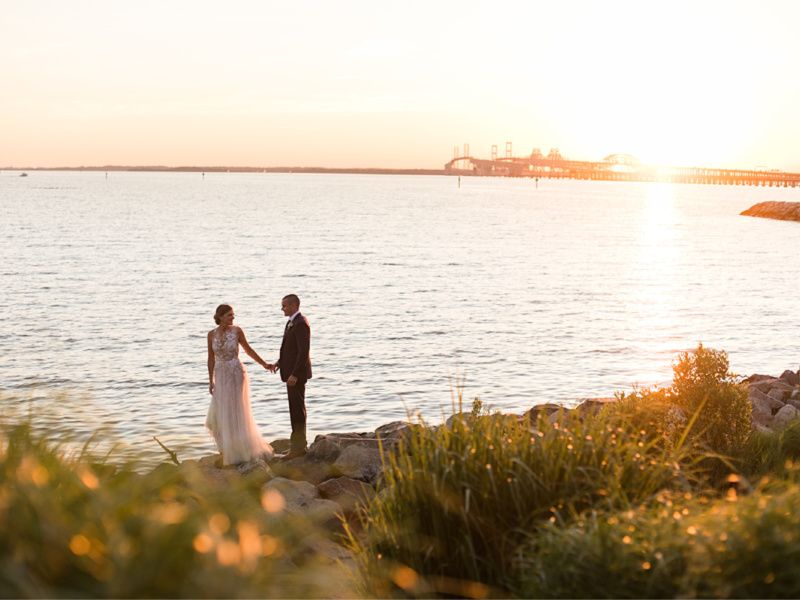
[347,345,800,598]
[6,344,800,598]
[516,472,800,598]
[347,398,701,597]
[0,421,352,598]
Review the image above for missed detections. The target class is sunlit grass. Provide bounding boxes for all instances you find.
[0,420,352,598]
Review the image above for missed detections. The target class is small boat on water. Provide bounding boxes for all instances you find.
[20,172,28,177]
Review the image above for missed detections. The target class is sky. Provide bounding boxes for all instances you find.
[2,0,799,170]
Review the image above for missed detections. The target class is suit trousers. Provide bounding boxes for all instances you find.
[286,380,307,451]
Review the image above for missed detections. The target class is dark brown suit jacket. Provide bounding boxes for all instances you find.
[279,313,312,382]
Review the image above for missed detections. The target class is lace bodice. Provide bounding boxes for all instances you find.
[212,327,240,363]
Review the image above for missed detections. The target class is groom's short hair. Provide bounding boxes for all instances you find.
[283,294,300,307]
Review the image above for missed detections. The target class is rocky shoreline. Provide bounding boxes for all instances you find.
[166,367,800,529]
[741,201,800,222]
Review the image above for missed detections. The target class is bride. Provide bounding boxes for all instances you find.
[206,304,274,465]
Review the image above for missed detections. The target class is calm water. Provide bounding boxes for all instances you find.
[2,171,800,465]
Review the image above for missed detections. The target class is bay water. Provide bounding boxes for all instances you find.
[2,171,799,465]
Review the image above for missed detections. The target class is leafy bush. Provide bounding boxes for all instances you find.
[670,344,751,460]
[0,421,350,598]
[515,475,800,598]
[348,399,698,596]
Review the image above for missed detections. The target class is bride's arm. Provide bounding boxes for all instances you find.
[207,331,215,394]
[237,327,269,369]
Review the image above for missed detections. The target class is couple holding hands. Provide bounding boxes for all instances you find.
[206,294,312,465]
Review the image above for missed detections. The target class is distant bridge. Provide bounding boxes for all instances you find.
[444,153,800,187]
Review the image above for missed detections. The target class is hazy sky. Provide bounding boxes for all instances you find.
[2,0,799,169]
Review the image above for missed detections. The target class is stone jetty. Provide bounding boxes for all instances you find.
[171,367,800,526]
[741,201,800,222]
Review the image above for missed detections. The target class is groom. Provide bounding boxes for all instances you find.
[271,294,312,458]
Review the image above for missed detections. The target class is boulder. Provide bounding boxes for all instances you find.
[744,373,778,384]
[751,400,774,428]
[750,387,785,414]
[768,386,791,403]
[445,412,472,428]
[779,370,800,387]
[741,201,800,222]
[746,377,780,394]
[270,438,292,454]
[318,476,376,513]
[308,433,383,462]
[307,436,343,462]
[333,445,383,483]
[574,397,617,415]
[270,456,338,485]
[261,477,341,522]
[180,454,275,488]
[773,404,800,428]
[523,403,563,423]
[375,421,418,443]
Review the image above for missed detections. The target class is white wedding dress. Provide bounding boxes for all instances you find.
[206,327,273,465]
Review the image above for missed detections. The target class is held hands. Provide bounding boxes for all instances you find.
[264,363,278,374]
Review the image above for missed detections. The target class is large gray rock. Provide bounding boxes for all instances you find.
[523,403,563,423]
[181,454,266,488]
[262,477,341,522]
[574,397,617,415]
[308,433,383,462]
[333,445,383,482]
[751,400,774,428]
[750,387,785,413]
[270,456,337,485]
[780,370,800,387]
[747,377,780,394]
[270,438,292,454]
[774,404,800,428]
[318,476,376,513]
[375,421,418,444]
[768,386,791,403]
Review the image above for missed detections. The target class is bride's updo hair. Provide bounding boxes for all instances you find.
[214,304,233,325]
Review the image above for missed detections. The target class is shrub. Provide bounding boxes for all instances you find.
[515,475,800,598]
[348,399,698,596]
[0,420,350,598]
[670,344,751,460]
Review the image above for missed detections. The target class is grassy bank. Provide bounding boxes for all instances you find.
[4,345,800,597]
[0,422,351,598]
[349,345,800,598]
